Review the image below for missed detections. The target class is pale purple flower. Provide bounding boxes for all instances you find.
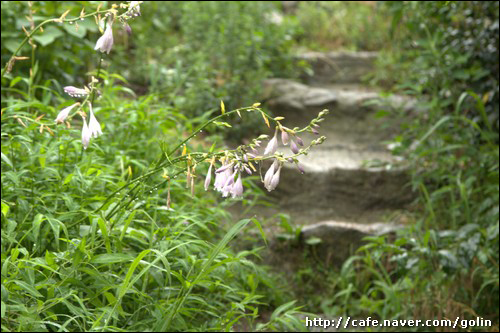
[64,86,89,98]
[264,160,282,192]
[210,160,249,199]
[222,169,236,197]
[88,103,102,138]
[264,129,278,155]
[55,102,79,124]
[214,161,232,191]
[268,165,282,191]
[231,173,244,198]
[81,117,91,149]
[94,23,114,54]
[296,135,304,146]
[281,130,289,146]
[263,159,278,189]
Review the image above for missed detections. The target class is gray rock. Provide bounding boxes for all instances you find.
[300,220,403,264]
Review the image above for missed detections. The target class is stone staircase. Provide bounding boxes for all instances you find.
[240,51,417,265]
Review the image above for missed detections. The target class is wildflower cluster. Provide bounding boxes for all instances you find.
[202,109,328,199]
[53,1,142,149]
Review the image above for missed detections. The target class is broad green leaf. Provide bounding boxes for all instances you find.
[33,26,64,46]
[1,201,9,217]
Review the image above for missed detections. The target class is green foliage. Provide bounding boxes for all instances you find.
[1,1,99,86]
[110,1,297,140]
[1,2,309,331]
[293,1,392,51]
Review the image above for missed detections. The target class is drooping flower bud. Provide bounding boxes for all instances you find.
[243,165,253,175]
[290,138,299,154]
[281,130,289,146]
[216,162,234,173]
[204,161,213,191]
[55,102,79,124]
[295,135,304,146]
[296,162,305,174]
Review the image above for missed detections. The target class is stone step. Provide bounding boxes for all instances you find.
[236,220,404,274]
[273,161,412,223]
[300,220,403,264]
[262,78,415,222]
[263,78,417,121]
[296,51,379,85]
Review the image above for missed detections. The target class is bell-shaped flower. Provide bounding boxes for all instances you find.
[268,165,282,192]
[263,159,278,189]
[264,160,282,192]
[87,103,102,138]
[264,129,278,155]
[231,173,244,198]
[214,161,232,192]
[64,86,89,98]
[55,102,79,124]
[222,169,236,197]
[94,22,114,54]
[81,117,91,149]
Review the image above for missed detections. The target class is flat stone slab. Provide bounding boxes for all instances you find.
[264,78,417,120]
[301,220,403,240]
[299,220,403,265]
